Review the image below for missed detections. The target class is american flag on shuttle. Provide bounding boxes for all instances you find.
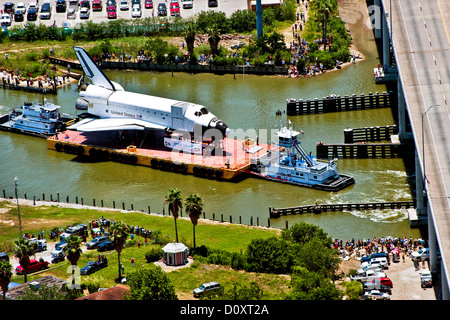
[136,114,142,119]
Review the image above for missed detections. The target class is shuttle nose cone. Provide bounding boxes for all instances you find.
[225,127,230,137]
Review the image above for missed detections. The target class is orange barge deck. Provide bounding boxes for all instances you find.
[47,130,273,181]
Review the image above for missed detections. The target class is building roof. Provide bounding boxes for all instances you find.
[2,275,68,300]
[162,242,188,253]
[76,284,130,300]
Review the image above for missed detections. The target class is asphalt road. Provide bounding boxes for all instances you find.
[3,0,248,29]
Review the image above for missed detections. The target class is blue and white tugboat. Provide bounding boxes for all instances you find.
[248,122,355,191]
[0,100,72,138]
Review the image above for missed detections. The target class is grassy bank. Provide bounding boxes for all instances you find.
[0,200,288,298]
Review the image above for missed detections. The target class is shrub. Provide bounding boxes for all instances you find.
[145,245,163,263]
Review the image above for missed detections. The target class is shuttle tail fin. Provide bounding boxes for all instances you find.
[73,46,116,91]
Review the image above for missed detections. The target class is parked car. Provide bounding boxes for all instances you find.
[92,0,103,11]
[144,0,153,9]
[231,41,245,50]
[182,0,192,9]
[97,241,114,252]
[157,3,166,16]
[80,6,90,18]
[208,0,218,7]
[350,269,386,282]
[14,10,25,22]
[40,1,52,20]
[0,252,9,262]
[56,0,67,12]
[193,281,220,298]
[67,7,76,19]
[357,264,383,275]
[29,238,47,252]
[361,257,388,270]
[420,270,432,288]
[131,4,141,17]
[28,3,39,13]
[363,277,393,292]
[80,0,91,9]
[86,236,109,249]
[363,289,390,300]
[360,252,389,263]
[170,2,180,16]
[412,248,429,260]
[107,5,117,18]
[15,259,49,275]
[16,2,27,14]
[4,2,15,14]
[51,244,66,259]
[27,8,38,21]
[0,14,11,27]
[120,0,129,10]
[80,257,108,275]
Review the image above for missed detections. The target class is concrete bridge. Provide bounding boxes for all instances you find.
[373,0,450,299]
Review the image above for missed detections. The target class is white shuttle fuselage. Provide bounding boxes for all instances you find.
[69,46,229,137]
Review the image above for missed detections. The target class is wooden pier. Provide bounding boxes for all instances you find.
[344,125,398,143]
[269,201,415,218]
[1,78,57,95]
[316,142,408,159]
[286,91,395,116]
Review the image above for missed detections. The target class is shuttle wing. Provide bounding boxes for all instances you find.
[73,46,117,91]
[68,118,168,132]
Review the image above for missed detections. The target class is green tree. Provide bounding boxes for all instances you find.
[311,0,338,51]
[125,265,178,300]
[183,22,197,64]
[0,260,13,300]
[164,188,183,243]
[245,237,293,274]
[197,11,229,33]
[185,193,203,248]
[206,25,221,57]
[64,235,82,288]
[281,222,332,246]
[14,237,35,283]
[16,283,68,300]
[110,220,130,281]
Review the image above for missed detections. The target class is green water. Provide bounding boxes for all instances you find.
[0,20,422,240]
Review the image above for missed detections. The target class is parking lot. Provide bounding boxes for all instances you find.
[2,0,249,29]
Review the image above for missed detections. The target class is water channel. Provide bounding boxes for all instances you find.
[0,19,422,240]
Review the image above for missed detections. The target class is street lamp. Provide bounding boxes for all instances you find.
[14,177,23,237]
[421,104,440,191]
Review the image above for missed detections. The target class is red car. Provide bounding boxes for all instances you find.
[92,0,103,11]
[170,2,180,16]
[15,259,49,275]
[107,5,117,18]
[144,0,153,9]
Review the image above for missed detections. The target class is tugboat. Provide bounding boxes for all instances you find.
[248,122,355,191]
[0,100,73,138]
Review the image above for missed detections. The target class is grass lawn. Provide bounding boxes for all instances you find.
[1,200,287,299]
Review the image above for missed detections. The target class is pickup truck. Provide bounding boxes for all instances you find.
[350,269,386,282]
[363,277,393,293]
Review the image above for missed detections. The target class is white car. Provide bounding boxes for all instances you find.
[131,5,141,17]
[51,243,67,258]
[363,290,390,300]
[80,7,90,18]
[67,8,76,19]
[361,257,388,270]
[120,0,130,10]
[28,2,38,12]
[17,2,27,14]
[420,270,432,288]
[412,248,429,260]
[182,0,192,9]
[0,14,11,27]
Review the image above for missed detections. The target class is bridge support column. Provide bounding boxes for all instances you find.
[442,267,450,300]
[373,0,382,39]
[428,202,438,272]
[415,150,426,215]
[381,4,392,72]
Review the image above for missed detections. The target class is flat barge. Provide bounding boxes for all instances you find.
[47,130,273,181]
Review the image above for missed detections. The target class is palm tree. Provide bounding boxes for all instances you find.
[64,235,82,289]
[185,193,203,248]
[14,237,35,283]
[183,22,197,64]
[110,220,130,281]
[311,0,338,51]
[164,188,183,243]
[0,260,13,300]
[206,25,221,57]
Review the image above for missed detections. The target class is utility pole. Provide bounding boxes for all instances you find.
[14,177,23,237]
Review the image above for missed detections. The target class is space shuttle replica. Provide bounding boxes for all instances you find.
[69,46,230,139]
